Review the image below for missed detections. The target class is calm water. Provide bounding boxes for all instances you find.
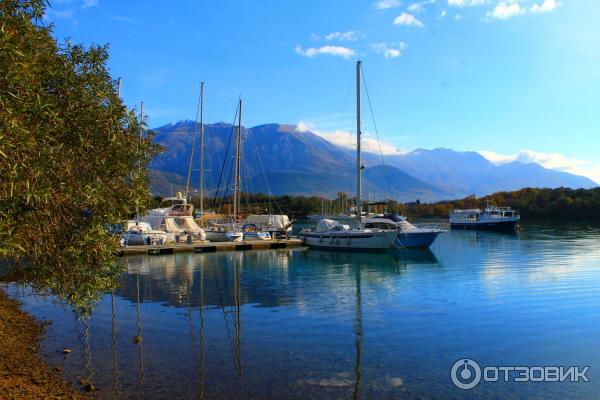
[5,221,600,399]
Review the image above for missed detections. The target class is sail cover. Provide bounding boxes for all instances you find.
[244,215,290,229]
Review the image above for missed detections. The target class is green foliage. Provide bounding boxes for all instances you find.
[405,187,600,220]
[0,0,159,313]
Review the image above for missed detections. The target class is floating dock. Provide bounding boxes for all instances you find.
[118,238,304,257]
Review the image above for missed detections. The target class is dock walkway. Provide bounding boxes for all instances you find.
[118,238,304,257]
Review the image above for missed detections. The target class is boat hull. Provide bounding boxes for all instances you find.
[450,220,518,231]
[204,230,243,242]
[301,230,399,251]
[396,230,442,248]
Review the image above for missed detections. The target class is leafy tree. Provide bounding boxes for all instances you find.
[0,0,159,312]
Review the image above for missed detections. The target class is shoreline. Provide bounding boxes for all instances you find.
[0,288,89,399]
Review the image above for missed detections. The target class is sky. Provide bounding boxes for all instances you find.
[44,0,600,183]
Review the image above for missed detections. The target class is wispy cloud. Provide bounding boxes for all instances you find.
[109,15,134,23]
[393,12,424,27]
[373,0,403,10]
[44,9,74,19]
[454,13,463,20]
[82,0,98,9]
[295,45,356,59]
[324,30,360,42]
[531,0,560,14]
[479,150,600,184]
[408,0,436,13]
[438,10,448,18]
[370,42,407,59]
[447,0,486,7]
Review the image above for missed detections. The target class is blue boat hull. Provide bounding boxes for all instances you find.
[395,231,442,248]
[450,220,518,231]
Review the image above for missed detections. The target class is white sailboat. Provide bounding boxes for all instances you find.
[190,83,243,242]
[301,61,399,250]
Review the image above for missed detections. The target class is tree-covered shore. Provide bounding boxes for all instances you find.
[176,187,600,221]
[405,187,600,220]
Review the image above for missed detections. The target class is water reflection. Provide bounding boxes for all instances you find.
[117,249,438,310]
[8,222,600,399]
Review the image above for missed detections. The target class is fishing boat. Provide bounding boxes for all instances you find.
[301,61,399,251]
[449,203,520,231]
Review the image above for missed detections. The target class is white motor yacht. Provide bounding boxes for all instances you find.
[449,203,520,231]
[122,220,173,246]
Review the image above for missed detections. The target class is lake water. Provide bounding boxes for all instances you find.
[5,221,600,399]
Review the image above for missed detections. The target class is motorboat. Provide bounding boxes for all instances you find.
[202,220,244,242]
[242,223,272,241]
[121,220,173,246]
[138,193,207,241]
[449,203,520,231]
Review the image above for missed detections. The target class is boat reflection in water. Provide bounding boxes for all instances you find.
[112,248,440,399]
[26,248,438,400]
[9,222,600,399]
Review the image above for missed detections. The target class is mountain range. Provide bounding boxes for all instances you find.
[149,121,597,202]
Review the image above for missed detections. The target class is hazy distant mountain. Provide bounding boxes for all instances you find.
[149,121,597,201]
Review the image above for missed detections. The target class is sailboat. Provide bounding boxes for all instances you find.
[300,61,399,250]
[191,83,243,242]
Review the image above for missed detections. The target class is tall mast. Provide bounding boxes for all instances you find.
[117,77,122,97]
[185,85,202,198]
[199,82,205,215]
[233,98,242,221]
[356,60,362,227]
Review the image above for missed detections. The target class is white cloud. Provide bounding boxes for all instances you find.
[374,0,402,9]
[312,128,406,155]
[439,10,448,18]
[370,42,408,59]
[82,0,98,8]
[393,12,424,27]
[454,13,463,20]
[408,0,436,13]
[295,45,356,59]
[447,0,486,7]
[408,2,425,13]
[324,31,360,42]
[531,0,560,14]
[109,15,134,23]
[295,121,315,132]
[44,9,74,19]
[479,150,600,184]
[487,2,526,19]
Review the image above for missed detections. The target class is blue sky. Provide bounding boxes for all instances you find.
[45,0,600,182]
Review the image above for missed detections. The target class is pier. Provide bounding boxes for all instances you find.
[118,238,304,257]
